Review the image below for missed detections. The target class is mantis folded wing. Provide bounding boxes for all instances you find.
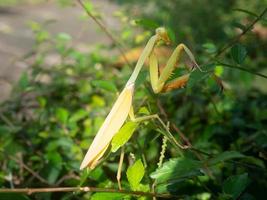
[80,83,134,169]
[80,27,200,170]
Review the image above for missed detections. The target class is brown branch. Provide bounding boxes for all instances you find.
[8,154,50,185]
[0,187,177,198]
[55,174,80,186]
[156,100,214,178]
[76,0,132,68]
[214,8,267,58]
[156,100,191,147]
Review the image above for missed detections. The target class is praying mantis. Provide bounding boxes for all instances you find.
[80,27,201,187]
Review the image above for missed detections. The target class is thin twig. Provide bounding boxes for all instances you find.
[214,8,267,58]
[5,153,50,185]
[55,174,80,186]
[0,187,177,198]
[156,100,214,178]
[156,100,191,146]
[12,157,49,185]
[76,0,132,68]
[219,62,267,79]
[0,113,15,129]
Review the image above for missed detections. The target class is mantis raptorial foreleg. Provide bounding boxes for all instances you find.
[149,43,200,93]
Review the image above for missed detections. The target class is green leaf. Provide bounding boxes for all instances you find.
[69,109,88,123]
[84,1,94,12]
[223,173,250,199]
[231,22,247,32]
[57,32,72,41]
[0,125,11,135]
[92,80,117,92]
[208,151,245,165]
[127,159,145,190]
[187,65,212,88]
[89,167,107,181]
[135,19,159,29]
[91,95,105,107]
[55,107,69,124]
[150,157,202,183]
[231,44,247,64]
[233,8,259,18]
[121,29,132,40]
[167,27,176,43]
[47,166,61,184]
[37,97,46,108]
[111,122,138,152]
[202,43,217,54]
[18,72,29,91]
[135,70,148,88]
[138,107,150,115]
[214,65,224,77]
[91,192,126,200]
[243,156,265,169]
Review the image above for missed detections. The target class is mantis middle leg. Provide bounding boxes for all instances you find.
[116,106,187,189]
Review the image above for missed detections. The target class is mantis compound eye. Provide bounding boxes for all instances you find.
[156,27,171,45]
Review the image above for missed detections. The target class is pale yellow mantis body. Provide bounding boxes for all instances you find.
[80,27,200,171]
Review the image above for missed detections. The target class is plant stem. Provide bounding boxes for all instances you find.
[0,187,176,198]
[76,0,132,68]
[214,8,267,58]
[219,62,267,79]
[0,150,50,185]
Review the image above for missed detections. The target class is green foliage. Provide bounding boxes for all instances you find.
[151,151,244,184]
[135,19,159,30]
[207,151,245,165]
[222,173,250,199]
[150,157,203,183]
[126,159,145,190]
[92,80,118,93]
[17,72,30,91]
[111,121,138,152]
[91,192,126,200]
[231,44,247,64]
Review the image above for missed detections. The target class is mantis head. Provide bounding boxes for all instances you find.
[156,27,171,45]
